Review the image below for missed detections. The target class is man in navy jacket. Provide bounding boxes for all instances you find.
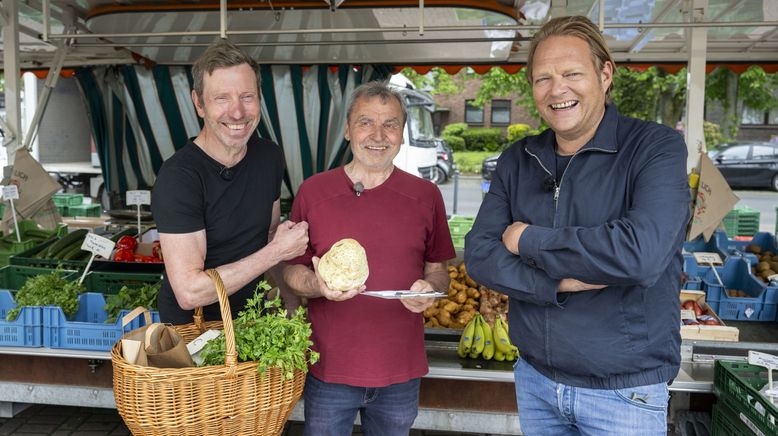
[464,16,689,435]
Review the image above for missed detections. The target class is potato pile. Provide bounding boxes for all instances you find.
[746,244,778,284]
[423,262,508,329]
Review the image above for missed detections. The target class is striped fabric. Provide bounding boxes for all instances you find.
[75,64,390,198]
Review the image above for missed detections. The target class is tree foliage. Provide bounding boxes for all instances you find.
[411,65,777,136]
[399,67,463,95]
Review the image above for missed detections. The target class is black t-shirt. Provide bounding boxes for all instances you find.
[151,134,283,324]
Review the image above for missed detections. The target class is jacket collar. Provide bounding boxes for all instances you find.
[525,104,620,156]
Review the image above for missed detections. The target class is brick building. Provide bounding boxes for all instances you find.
[431,76,536,135]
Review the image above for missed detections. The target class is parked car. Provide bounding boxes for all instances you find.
[432,141,456,185]
[480,154,500,194]
[711,141,778,191]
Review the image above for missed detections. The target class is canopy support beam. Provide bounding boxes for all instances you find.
[684,0,709,173]
[1,0,21,166]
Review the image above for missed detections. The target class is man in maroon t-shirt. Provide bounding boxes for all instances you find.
[283,81,455,435]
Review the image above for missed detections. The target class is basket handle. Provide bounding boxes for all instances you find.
[204,269,238,370]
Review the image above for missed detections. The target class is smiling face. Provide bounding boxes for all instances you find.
[531,35,613,152]
[192,63,260,152]
[344,95,405,172]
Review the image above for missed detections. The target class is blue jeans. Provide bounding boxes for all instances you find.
[302,373,420,436]
[514,358,668,435]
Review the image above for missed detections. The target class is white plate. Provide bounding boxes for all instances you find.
[363,290,447,299]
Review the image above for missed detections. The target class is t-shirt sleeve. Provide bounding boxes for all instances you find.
[287,181,314,266]
[151,163,205,234]
[425,186,456,263]
[268,139,284,203]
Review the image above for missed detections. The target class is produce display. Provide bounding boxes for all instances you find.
[681,299,722,326]
[104,282,160,323]
[424,262,508,329]
[457,312,519,361]
[317,238,368,291]
[747,244,777,284]
[112,235,163,263]
[30,228,134,262]
[199,282,319,379]
[6,270,84,321]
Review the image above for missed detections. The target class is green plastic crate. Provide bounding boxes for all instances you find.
[0,265,79,290]
[82,270,163,295]
[52,193,84,207]
[714,360,777,436]
[66,204,102,217]
[722,207,761,237]
[0,240,43,266]
[9,238,88,271]
[712,403,757,436]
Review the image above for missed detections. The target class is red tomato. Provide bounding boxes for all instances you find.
[116,235,138,251]
[113,249,135,262]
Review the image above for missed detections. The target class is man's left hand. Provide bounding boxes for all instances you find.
[400,279,437,313]
[502,221,529,255]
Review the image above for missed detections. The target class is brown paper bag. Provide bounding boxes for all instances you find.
[120,307,154,366]
[687,153,740,241]
[144,323,195,368]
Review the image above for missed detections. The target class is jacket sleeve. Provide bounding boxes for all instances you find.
[464,153,561,306]
[518,133,689,288]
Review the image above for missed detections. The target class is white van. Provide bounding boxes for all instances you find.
[389,75,439,180]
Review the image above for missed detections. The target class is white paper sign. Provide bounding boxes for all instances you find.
[680,309,697,321]
[749,350,778,370]
[2,185,19,200]
[693,252,723,265]
[81,232,116,259]
[126,190,151,206]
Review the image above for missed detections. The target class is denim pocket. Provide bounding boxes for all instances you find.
[613,382,668,412]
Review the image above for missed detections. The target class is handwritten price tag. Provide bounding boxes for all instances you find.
[693,252,723,265]
[126,190,151,206]
[81,232,116,259]
[2,185,19,200]
[749,350,778,371]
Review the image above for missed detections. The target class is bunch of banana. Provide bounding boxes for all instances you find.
[492,317,519,362]
[457,314,519,361]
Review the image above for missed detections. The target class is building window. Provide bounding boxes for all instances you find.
[465,100,484,124]
[491,100,511,125]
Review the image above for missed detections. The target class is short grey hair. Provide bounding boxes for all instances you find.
[346,81,407,125]
[192,39,260,105]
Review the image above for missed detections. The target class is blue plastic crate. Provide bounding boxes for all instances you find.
[683,230,730,259]
[42,292,159,351]
[702,257,778,321]
[716,231,777,266]
[0,290,42,347]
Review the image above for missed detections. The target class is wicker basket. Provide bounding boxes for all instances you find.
[111,269,305,435]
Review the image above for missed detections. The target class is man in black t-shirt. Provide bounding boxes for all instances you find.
[151,40,309,324]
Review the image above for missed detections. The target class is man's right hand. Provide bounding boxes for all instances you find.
[558,278,606,293]
[311,256,364,301]
[269,220,309,262]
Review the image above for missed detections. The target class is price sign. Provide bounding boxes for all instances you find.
[680,309,696,321]
[2,184,19,200]
[81,232,116,260]
[693,252,723,265]
[126,190,151,206]
[749,350,778,398]
[749,350,778,370]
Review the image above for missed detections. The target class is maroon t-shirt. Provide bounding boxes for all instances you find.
[289,167,455,387]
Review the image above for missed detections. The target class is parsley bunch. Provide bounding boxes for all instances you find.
[198,282,319,379]
[7,270,84,321]
[104,283,160,323]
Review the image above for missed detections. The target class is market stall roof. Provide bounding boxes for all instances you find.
[2,0,777,69]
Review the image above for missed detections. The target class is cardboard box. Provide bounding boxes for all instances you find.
[680,290,739,342]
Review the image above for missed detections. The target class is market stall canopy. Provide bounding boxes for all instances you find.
[2,0,777,69]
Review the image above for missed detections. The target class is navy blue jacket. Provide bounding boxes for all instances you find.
[464,105,689,389]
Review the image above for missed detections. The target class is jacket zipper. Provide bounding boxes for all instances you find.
[525,147,617,228]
